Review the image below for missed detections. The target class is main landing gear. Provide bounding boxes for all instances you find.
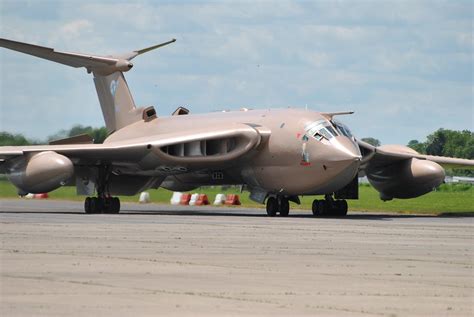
[266,196,290,217]
[83,166,121,214]
[84,196,120,214]
[312,194,348,217]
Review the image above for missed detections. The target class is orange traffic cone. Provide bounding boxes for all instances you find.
[195,194,210,206]
[180,193,192,205]
[33,193,49,199]
[225,194,241,205]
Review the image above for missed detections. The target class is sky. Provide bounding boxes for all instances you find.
[0,0,472,145]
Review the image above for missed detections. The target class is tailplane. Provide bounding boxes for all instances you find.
[0,38,176,133]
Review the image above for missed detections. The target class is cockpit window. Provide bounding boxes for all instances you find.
[333,120,353,138]
[305,120,339,141]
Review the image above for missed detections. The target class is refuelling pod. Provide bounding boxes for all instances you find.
[367,158,445,201]
[6,151,74,194]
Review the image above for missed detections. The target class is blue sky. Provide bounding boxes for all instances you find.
[0,0,472,144]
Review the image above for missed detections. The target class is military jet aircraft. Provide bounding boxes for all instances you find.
[1,38,473,216]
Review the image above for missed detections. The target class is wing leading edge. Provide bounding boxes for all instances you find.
[0,123,270,168]
[358,141,474,170]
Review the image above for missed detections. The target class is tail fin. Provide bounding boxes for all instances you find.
[0,38,176,133]
[93,71,141,132]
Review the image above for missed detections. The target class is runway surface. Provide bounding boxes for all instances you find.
[0,199,473,316]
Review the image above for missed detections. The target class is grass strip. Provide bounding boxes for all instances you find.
[0,180,472,215]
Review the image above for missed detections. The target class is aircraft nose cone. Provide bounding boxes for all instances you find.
[333,137,362,162]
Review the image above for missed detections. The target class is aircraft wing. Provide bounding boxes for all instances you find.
[358,140,474,170]
[0,123,270,172]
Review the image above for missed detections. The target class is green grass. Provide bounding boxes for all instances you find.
[0,180,472,215]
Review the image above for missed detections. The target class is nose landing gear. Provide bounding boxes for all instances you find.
[312,194,348,217]
[266,196,290,217]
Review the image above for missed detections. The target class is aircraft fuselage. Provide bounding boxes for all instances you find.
[105,108,362,196]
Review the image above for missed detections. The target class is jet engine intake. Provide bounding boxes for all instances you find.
[6,151,74,194]
[153,125,261,167]
[367,158,445,200]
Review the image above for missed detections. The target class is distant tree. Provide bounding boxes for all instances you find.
[48,125,108,144]
[361,137,381,147]
[90,127,108,144]
[407,139,426,153]
[408,129,474,177]
[0,132,31,146]
[424,129,474,159]
[425,129,447,156]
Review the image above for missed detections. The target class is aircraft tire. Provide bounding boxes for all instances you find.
[338,200,348,216]
[266,197,278,217]
[279,198,290,217]
[312,199,321,216]
[84,197,92,214]
[111,197,120,213]
[90,197,102,213]
[319,200,328,216]
[332,200,348,217]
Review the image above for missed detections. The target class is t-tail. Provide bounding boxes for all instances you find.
[0,38,176,133]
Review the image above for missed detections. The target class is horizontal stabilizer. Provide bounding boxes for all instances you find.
[120,39,176,60]
[0,37,176,75]
[0,38,117,69]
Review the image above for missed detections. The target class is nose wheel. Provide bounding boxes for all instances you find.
[312,195,348,217]
[266,196,290,217]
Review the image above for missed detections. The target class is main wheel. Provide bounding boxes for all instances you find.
[90,197,102,213]
[101,197,111,213]
[317,200,328,216]
[266,197,278,217]
[111,197,120,213]
[312,199,320,216]
[279,198,290,217]
[84,197,92,214]
[337,200,348,216]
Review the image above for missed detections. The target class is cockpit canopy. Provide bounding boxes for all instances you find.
[333,120,353,138]
[305,119,353,141]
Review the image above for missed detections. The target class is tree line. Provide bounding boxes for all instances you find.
[0,125,108,145]
[360,129,473,160]
[362,129,473,176]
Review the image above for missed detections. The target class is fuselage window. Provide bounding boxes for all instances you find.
[325,125,338,137]
[313,132,323,141]
[319,128,332,140]
[305,119,339,141]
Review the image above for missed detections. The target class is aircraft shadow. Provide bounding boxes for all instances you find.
[120,209,474,219]
[0,210,472,220]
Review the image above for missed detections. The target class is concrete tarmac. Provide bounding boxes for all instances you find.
[0,199,473,316]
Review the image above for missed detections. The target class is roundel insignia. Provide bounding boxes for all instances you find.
[110,79,118,97]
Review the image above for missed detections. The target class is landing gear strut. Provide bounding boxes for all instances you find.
[84,166,121,214]
[266,196,290,217]
[312,194,348,217]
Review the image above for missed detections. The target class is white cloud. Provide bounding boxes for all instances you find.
[59,19,93,38]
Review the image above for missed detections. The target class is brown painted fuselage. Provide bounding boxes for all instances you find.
[104,108,361,196]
